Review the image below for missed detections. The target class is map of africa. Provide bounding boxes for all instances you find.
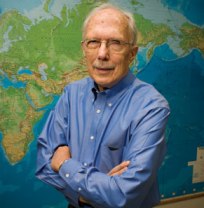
[0,0,204,207]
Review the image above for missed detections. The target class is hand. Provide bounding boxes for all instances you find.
[78,161,130,205]
[51,146,71,172]
[108,161,130,176]
[79,196,90,204]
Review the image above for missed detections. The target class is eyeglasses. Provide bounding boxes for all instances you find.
[81,39,133,52]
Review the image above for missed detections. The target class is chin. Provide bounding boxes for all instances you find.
[92,75,116,88]
[97,80,115,89]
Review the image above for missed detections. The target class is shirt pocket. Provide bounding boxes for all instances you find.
[102,144,125,168]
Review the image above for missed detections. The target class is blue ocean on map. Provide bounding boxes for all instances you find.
[162,0,204,26]
[0,73,26,88]
[137,47,204,197]
[0,0,204,207]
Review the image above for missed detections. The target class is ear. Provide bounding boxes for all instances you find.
[129,45,138,64]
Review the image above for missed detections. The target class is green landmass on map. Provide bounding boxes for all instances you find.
[180,22,204,53]
[0,87,43,163]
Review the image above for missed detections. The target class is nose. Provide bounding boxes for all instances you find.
[97,41,109,60]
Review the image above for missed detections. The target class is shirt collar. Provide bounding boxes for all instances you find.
[91,71,136,102]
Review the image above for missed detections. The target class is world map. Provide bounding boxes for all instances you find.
[0,0,204,207]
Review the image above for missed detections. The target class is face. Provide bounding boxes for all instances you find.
[82,8,138,91]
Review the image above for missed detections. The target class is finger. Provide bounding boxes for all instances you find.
[108,161,130,176]
[108,161,129,175]
[79,196,89,203]
[109,167,128,176]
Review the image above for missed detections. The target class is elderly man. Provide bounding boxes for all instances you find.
[36,3,170,208]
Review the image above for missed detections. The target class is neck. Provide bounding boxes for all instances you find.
[94,83,109,92]
[98,85,108,92]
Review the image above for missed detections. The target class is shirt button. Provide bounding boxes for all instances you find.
[65,173,70,178]
[78,187,82,192]
[96,109,101,113]
[108,103,112,107]
[90,136,94,140]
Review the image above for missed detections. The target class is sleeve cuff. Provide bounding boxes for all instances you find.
[59,158,83,175]
[59,158,86,192]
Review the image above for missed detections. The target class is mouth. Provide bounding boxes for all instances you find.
[93,65,115,72]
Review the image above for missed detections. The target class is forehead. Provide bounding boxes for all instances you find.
[84,8,129,39]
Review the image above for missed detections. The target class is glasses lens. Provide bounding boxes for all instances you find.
[108,40,123,51]
[86,40,100,49]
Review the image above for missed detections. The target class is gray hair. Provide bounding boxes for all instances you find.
[82,3,138,45]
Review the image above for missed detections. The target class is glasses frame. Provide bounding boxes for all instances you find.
[81,39,133,52]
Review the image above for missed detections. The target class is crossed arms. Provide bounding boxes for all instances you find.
[36,107,169,208]
[51,145,130,205]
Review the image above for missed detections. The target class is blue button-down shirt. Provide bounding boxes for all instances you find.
[36,71,170,208]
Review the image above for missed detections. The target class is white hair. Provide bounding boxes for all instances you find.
[82,3,138,45]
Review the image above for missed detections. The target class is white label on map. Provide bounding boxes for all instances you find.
[188,147,204,183]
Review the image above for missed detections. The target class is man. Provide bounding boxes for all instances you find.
[36,3,170,208]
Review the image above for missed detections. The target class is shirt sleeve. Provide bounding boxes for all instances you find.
[58,106,170,208]
[35,88,80,206]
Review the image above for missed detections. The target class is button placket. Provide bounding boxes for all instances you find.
[96,109,101,114]
[80,92,107,163]
[65,173,70,178]
[108,102,112,107]
[83,162,88,167]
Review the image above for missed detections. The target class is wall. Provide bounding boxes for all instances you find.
[155,197,204,208]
